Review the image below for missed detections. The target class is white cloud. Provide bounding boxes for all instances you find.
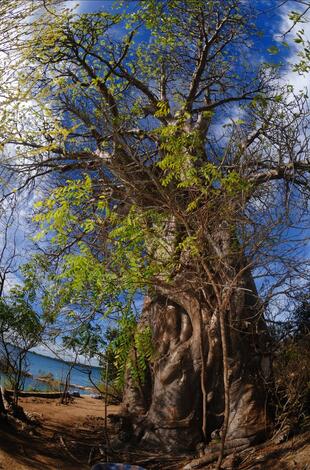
[64,1,80,8]
[211,104,246,143]
[275,2,310,94]
[1,273,22,296]
[0,193,36,296]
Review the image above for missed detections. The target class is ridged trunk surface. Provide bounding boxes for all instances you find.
[122,272,271,453]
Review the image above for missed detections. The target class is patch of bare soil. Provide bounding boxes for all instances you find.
[0,397,309,470]
[0,396,118,470]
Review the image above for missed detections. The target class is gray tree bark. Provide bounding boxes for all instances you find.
[122,271,272,454]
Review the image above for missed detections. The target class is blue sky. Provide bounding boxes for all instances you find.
[62,0,310,90]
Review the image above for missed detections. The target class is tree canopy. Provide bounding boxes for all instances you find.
[1,0,308,313]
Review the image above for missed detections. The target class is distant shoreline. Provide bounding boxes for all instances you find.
[1,346,102,392]
[3,342,101,369]
[28,348,102,370]
[35,375,95,392]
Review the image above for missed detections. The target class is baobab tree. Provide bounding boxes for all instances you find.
[1,0,310,464]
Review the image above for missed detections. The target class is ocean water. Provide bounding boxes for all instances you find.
[0,349,103,394]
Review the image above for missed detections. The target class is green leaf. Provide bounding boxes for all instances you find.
[268,45,280,55]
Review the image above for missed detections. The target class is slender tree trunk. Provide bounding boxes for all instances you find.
[0,386,7,417]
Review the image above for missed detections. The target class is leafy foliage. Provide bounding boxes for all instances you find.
[110,311,153,390]
[0,292,42,398]
[289,10,310,74]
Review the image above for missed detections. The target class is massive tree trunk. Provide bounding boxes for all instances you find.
[122,269,272,454]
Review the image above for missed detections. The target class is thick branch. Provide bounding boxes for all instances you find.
[249,162,310,185]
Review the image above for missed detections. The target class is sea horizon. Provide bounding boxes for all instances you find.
[0,347,103,394]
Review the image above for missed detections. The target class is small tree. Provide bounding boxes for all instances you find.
[0,290,42,405]
[60,322,105,403]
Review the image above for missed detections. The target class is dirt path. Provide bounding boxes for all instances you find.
[0,396,119,470]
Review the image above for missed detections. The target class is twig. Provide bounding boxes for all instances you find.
[59,435,82,464]
[88,447,95,465]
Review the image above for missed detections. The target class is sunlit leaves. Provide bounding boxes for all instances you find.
[111,312,153,389]
[34,175,93,243]
[267,45,280,55]
[293,30,310,74]
[32,172,173,325]
[154,100,170,118]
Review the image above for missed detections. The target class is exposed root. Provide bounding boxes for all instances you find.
[183,440,252,469]
[59,435,83,464]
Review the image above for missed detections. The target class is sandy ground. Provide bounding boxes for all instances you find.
[0,396,309,469]
[0,396,119,470]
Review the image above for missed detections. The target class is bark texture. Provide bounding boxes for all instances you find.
[122,271,271,453]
